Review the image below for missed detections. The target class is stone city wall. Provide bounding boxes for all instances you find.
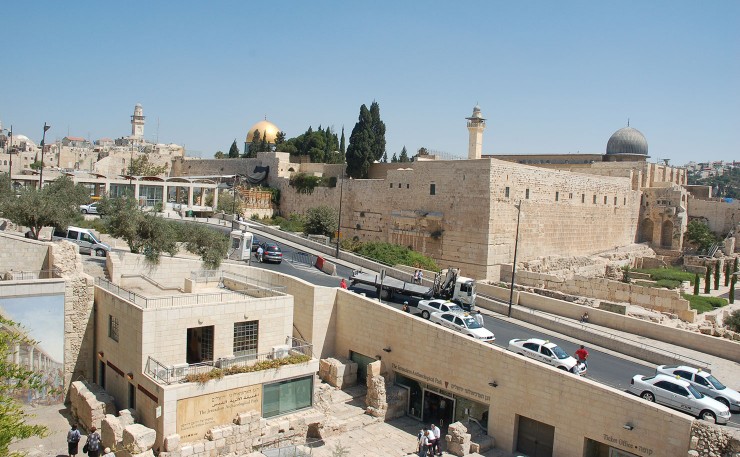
[688,196,740,235]
[331,289,693,456]
[0,232,50,272]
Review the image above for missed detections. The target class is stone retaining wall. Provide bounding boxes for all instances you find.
[69,381,117,431]
[687,420,740,457]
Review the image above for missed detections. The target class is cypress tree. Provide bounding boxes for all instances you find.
[391,153,398,163]
[340,127,346,155]
[345,105,374,179]
[734,257,739,272]
[704,267,711,294]
[399,146,409,163]
[249,130,261,158]
[730,274,736,304]
[382,151,388,163]
[725,263,731,287]
[369,101,386,162]
[714,262,720,290]
[228,140,240,158]
[694,273,700,295]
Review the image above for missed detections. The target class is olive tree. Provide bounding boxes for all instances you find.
[304,205,338,238]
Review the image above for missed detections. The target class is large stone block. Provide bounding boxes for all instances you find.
[123,423,156,454]
[101,414,123,449]
[164,434,181,452]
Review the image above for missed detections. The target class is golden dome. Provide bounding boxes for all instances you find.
[245,120,280,144]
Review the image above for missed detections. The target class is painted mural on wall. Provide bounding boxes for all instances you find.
[0,294,65,405]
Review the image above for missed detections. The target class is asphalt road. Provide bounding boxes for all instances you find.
[203,224,740,427]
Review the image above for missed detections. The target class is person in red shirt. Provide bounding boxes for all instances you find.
[339,278,348,289]
[575,345,589,368]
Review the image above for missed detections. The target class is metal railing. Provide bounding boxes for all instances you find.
[96,276,281,309]
[144,336,313,385]
[1,268,62,281]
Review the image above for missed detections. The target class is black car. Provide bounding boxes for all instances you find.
[258,242,283,264]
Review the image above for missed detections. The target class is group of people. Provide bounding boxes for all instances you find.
[573,344,589,376]
[413,269,424,284]
[67,425,114,457]
[417,423,442,456]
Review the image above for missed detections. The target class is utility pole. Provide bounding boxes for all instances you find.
[38,123,50,188]
[335,167,345,258]
[508,200,522,318]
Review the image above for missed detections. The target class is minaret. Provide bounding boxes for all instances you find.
[466,105,486,159]
[131,103,145,139]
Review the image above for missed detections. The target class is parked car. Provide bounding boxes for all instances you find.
[251,238,261,252]
[79,202,101,215]
[416,298,465,319]
[507,338,579,373]
[258,243,283,264]
[51,226,111,257]
[656,365,740,412]
[628,374,731,424]
[429,311,495,343]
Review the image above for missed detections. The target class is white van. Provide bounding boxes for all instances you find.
[52,226,111,257]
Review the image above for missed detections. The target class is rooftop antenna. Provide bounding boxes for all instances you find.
[264,114,267,120]
[627,118,630,127]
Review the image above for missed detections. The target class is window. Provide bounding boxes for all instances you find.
[98,360,106,389]
[624,197,626,205]
[555,192,559,201]
[569,193,573,199]
[525,189,530,199]
[593,195,597,204]
[108,315,119,342]
[67,230,79,240]
[430,184,436,195]
[233,321,259,357]
[505,187,510,197]
[614,197,618,205]
[406,184,409,189]
[604,196,607,204]
[128,383,136,409]
[540,347,552,357]
[398,183,401,188]
[389,183,393,188]
[675,370,692,380]
[694,376,710,387]
[523,342,539,351]
[263,376,313,418]
[581,194,585,203]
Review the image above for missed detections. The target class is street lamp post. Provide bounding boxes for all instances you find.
[508,200,522,318]
[335,167,345,258]
[232,175,239,219]
[38,122,50,188]
[2,125,11,187]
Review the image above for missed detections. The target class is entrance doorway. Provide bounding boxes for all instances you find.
[516,415,554,457]
[423,389,455,428]
[349,351,376,386]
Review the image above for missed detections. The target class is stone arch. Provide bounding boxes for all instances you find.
[661,220,674,248]
[639,219,654,243]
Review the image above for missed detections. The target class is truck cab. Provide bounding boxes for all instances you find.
[452,277,476,311]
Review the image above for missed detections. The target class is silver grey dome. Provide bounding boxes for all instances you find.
[606,127,648,155]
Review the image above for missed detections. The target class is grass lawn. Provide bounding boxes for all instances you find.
[681,293,728,314]
[633,267,696,285]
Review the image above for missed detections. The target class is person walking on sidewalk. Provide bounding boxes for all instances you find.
[84,426,101,457]
[67,424,81,457]
[430,423,442,455]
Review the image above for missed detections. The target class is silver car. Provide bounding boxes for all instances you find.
[628,373,731,424]
[656,365,740,412]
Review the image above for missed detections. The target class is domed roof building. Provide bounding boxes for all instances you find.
[243,119,281,156]
[605,126,649,161]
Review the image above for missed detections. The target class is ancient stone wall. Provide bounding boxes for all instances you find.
[688,195,740,235]
[0,232,50,272]
[687,420,740,457]
[69,380,117,431]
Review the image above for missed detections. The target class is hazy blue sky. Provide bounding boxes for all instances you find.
[0,295,65,363]
[3,1,738,165]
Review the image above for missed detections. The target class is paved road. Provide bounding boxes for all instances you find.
[178,222,740,427]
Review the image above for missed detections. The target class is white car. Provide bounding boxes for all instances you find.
[429,311,495,343]
[80,202,101,214]
[656,365,740,412]
[628,374,731,424]
[416,298,465,319]
[507,338,579,372]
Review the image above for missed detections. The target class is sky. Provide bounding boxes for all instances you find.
[0,295,65,363]
[2,1,738,165]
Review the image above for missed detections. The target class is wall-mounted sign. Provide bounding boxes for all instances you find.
[391,363,490,403]
[177,384,261,442]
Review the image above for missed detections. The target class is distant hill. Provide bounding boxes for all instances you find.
[687,167,740,199]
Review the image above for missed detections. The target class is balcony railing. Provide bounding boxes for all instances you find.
[144,337,313,385]
[1,269,61,281]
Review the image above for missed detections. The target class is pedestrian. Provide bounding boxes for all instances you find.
[402,301,410,313]
[575,344,589,369]
[67,424,81,457]
[418,270,424,284]
[425,429,435,456]
[84,426,101,457]
[413,269,420,284]
[474,310,484,327]
[339,278,348,289]
[256,245,264,263]
[430,423,442,455]
[417,428,429,457]
[580,311,589,323]
[102,448,115,457]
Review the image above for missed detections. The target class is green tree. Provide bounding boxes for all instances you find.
[304,205,338,238]
[181,224,229,269]
[345,104,374,178]
[369,101,386,162]
[381,151,388,163]
[216,190,243,215]
[399,146,409,163]
[228,140,240,158]
[339,127,346,155]
[730,275,737,304]
[275,131,286,146]
[685,220,718,252]
[704,267,711,294]
[128,155,167,176]
[693,273,700,295]
[0,176,89,239]
[29,160,44,170]
[391,153,398,163]
[0,317,49,456]
[260,134,269,153]
[725,263,731,287]
[714,263,721,290]
[99,195,178,263]
[214,151,225,159]
[247,130,261,158]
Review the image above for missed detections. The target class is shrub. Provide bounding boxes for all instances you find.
[632,267,695,284]
[304,206,338,237]
[350,241,439,271]
[727,309,740,332]
[182,355,310,384]
[682,293,728,314]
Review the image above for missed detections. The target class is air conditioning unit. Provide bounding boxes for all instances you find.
[215,356,235,369]
[172,363,190,378]
[271,345,290,359]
